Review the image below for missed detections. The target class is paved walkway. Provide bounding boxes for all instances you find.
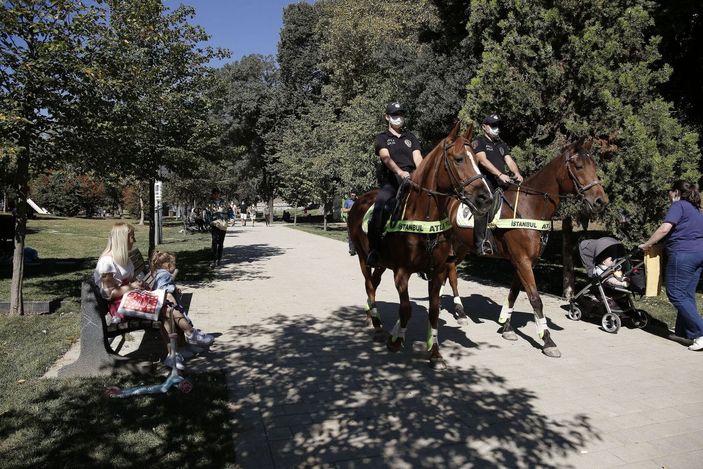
[62,223,703,467]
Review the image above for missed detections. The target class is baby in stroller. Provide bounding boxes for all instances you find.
[569,236,648,333]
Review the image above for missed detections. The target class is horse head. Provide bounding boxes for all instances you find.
[430,121,492,215]
[559,137,608,213]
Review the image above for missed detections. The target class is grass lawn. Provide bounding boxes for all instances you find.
[292,223,698,330]
[0,216,235,466]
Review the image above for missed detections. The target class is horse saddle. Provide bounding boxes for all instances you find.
[456,190,503,228]
[362,182,452,235]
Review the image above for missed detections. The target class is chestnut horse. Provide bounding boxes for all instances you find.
[348,122,492,368]
[446,138,608,358]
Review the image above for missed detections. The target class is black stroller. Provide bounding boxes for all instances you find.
[568,237,648,333]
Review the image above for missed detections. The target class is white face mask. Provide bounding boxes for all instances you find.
[389,116,404,128]
[486,125,500,138]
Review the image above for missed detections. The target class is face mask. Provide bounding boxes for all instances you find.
[389,116,404,127]
[486,125,499,138]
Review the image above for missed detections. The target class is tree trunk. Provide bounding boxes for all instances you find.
[148,178,155,259]
[562,215,575,299]
[267,196,274,225]
[10,150,30,316]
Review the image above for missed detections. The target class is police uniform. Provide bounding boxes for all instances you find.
[367,102,421,260]
[472,135,511,191]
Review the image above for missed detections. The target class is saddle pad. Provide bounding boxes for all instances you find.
[362,206,451,234]
[456,200,501,228]
[456,200,551,231]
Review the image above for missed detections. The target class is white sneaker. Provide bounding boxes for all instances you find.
[162,352,185,370]
[186,329,215,347]
[688,337,703,351]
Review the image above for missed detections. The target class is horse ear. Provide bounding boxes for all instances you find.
[582,137,594,151]
[462,122,474,142]
[447,119,461,143]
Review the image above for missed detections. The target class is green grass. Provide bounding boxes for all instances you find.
[0,215,214,302]
[294,223,695,330]
[0,216,234,466]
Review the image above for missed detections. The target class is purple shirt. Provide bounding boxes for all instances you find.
[663,200,703,253]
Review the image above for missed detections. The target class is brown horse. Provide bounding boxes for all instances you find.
[348,122,492,368]
[445,138,608,358]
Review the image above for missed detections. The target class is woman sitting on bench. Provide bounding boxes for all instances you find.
[94,223,205,370]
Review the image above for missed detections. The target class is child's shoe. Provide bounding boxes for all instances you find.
[162,352,185,370]
[186,329,215,347]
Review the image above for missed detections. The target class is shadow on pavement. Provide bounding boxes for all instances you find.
[202,307,598,467]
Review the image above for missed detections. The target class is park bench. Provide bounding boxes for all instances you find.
[58,248,191,377]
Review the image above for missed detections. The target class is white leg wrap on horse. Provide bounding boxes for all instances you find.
[498,304,513,324]
[426,324,439,351]
[370,307,380,319]
[391,321,405,340]
[536,317,548,339]
[453,296,462,306]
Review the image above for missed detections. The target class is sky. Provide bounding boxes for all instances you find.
[164,0,310,67]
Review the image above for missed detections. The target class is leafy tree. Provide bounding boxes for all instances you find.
[1,0,105,314]
[89,0,226,254]
[31,170,106,217]
[460,0,700,244]
[210,54,279,211]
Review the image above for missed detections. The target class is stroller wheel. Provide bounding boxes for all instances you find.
[568,304,582,321]
[602,312,621,333]
[632,309,649,329]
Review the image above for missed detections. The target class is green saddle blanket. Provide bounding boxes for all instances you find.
[362,206,451,234]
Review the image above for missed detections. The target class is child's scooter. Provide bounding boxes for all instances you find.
[105,301,192,398]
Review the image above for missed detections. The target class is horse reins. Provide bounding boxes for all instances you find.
[403,138,487,212]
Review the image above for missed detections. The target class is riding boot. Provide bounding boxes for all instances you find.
[474,213,494,256]
[366,218,381,267]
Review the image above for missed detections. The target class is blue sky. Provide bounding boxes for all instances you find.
[164,0,310,67]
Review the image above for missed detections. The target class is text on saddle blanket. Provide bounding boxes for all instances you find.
[456,202,552,231]
[361,206,451,234]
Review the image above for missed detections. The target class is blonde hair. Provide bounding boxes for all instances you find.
[100,223,134,268]
[150,250,176,273]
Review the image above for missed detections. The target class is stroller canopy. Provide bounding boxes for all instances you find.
[579,237,625,277]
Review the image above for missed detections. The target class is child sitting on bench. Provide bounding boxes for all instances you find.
[150,251,214,363]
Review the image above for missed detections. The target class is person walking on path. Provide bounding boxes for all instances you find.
[640,180,703,351]
[367,101,422,266]
[341,191,358,256]
[208,188,227,267]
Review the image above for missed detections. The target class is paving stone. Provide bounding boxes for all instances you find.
[175,224,703,468]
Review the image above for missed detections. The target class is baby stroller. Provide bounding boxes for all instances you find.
[568,236,648,333]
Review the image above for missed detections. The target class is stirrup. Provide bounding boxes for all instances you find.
[479,240,494,256]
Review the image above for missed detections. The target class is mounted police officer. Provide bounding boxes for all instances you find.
[366,102,422,267]
[472,114,524,255]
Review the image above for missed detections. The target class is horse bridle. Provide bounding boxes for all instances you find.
[442,139,486,211]
[403,138,487,211]
[564,150,602,196]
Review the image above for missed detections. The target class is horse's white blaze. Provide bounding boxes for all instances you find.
[466,147,492,194]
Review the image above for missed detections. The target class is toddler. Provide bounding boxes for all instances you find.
[593,256,630,288]
[150,251,215,355]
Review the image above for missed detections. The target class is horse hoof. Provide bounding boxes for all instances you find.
[542,346,562,358]
[386,338,403,352]
[502,331,518,341]
[457,316,469,326]
[373,325,384,334]
[429,357,447,370]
